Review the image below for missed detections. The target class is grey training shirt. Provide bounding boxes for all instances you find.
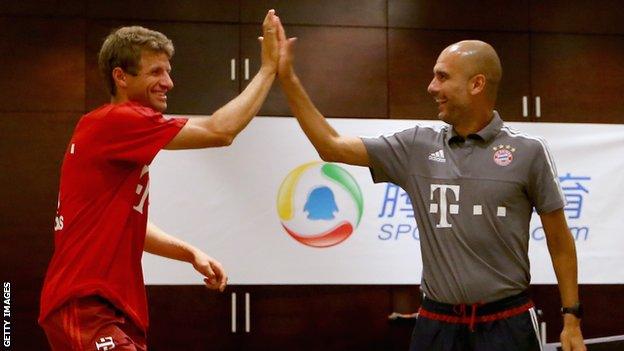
[362,112,565,304]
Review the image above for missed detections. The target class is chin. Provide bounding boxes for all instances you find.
[151,102,167,112]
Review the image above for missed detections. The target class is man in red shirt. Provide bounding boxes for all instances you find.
[39,10,283,351]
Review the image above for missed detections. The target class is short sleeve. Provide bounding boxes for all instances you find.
[99,104,188,165]
[361,127,416,187]
[527,138,565,214]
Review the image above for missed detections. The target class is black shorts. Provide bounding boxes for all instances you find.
[409,292,542,351]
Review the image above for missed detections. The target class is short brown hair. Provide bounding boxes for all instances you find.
[98,26,174,96]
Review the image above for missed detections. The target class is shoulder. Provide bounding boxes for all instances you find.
[102,102,170,127]
[498,125,550,153]
[110,102,160,118]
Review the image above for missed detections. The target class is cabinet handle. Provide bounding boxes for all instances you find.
[230,59,236,81]
[244,58,250,81]
[245,292,251,333]
[535,96,541,118]
[231,292,237,333]
[522,96,528,118]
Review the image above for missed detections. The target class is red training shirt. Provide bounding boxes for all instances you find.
[39,102,188,331]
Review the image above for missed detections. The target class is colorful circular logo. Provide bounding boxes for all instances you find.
[277,162,363,248]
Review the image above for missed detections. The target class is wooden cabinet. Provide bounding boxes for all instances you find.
[238,286,392,350]
[241,25,388,118]
[388,0,529,31]
[530,0,624,35]
[0,18,85,113]
[389,30,530,121]
[530,33,624,123]
[147,286,238,350]
[86,0,239,22]
[240,0,386,27]
[147,285,398,350]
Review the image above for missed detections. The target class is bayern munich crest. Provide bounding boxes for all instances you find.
[492,144,515,166]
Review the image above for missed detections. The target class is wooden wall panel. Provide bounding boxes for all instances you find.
[241,25,388,118]
[0,0,84,16]
[86,0,239,22]
[85,20,240,115]
[530,0,624,35]
[1,112,80,351]
[389,0,529,31]
[241,0,386,27]
[0,18,85,113]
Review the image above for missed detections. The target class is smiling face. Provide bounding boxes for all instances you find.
[123,50,174,112]
[427,48,473,126]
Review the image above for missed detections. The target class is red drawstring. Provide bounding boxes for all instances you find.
[469,303,478,332]
[452,303,480,332]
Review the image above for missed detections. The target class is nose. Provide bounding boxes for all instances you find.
[427,77,437,96]
[162,71,174,90]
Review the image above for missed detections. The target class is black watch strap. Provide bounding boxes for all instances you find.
[561,302,583,319]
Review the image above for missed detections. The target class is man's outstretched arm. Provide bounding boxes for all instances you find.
[541,209,585,351]
[276,20,370,167]
[165,9,281,150]
[144,221,227,292]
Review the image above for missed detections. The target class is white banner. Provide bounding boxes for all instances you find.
[144,117,624,285]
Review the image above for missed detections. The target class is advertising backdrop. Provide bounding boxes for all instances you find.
[144,117,624,285]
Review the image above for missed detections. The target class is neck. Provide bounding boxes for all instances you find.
[453,109,494,138]
[110,93,129,105]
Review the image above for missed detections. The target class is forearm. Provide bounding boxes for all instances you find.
[144,222,198,263]
[545,225,579,308]
[548,232,584,334]
[543,212,581,330]
[206,67,276,139]
[280,74,340,158]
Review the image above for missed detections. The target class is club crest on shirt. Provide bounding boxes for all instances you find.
[492,144,515,166]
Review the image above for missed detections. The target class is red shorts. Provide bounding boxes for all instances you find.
[40,296,147,351]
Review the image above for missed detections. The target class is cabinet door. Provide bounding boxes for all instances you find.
[240,25,388,118]
[0,18,85,113]
[241,0,386,27]
[530,0,624,35]
[531,34,624,123]
[86,0,239,22]
[86,21,240,116]
[389,0,528,31]
[147,286,240,350]
[389,30,530,121]
[238,286,392,350]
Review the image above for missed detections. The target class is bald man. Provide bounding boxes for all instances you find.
[276,23,585,351]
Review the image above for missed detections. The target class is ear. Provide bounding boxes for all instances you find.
[112,67,128,90]
[470,74,486,96]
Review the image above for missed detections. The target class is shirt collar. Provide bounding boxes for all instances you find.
[446,111,503,145]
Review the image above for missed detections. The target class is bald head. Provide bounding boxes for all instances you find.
[442,40,502,101]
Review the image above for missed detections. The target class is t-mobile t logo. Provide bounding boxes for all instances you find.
[95,336,115,350]
[429,184,460,228]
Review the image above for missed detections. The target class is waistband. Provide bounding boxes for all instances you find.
[418,291,534,331]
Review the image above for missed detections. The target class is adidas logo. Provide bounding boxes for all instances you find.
[428,149,446,163]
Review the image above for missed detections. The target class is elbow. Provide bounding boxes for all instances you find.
[211,132,234,147]
[318,148,339,163]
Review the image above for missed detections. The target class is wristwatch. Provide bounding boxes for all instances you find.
[561,302,583,319]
